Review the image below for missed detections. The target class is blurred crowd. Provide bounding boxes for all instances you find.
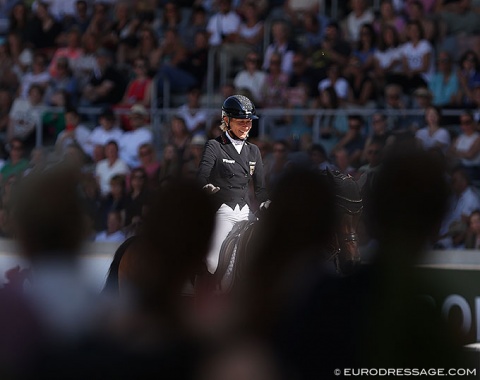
[2,0,480,250]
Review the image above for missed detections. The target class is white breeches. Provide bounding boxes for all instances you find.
[206,203,252,274]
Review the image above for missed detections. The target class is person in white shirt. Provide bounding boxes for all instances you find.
[176,87,208,135]
[95,210,126,243]
[95,140,130,196]
[233,52,267,104]
[343,0,375,43]
[119,104,153,169]
[206,0,241,47]
[318,63,349,102]
[85,108,124,158]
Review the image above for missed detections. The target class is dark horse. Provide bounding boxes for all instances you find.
[214,170,363,294]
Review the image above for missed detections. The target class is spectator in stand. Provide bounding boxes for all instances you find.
[318,62,349,104]
[158,143,181,182]
[309,143,336,171]
[345,55,376,108]
[233,51,267,105]
[119,104,154,169]
[25,1,62,58]
[440,0,480,60]
[265,139,291,192]
[206,0,241,49]
[45,56,78,107]
[124,167,149,227]
[86,2,114,48]
[85,108,124,158]
[428,51,459,107]
[19,52,50,100]
[457,50,480,107]
[373,25,403,89]
[98,174,128,231]
[8,84,45,153]
[408,87,433,130]
[342,0,375,44]
[95,140,130,197]
[81,48,126,108]
[136,143,160,188]
[55,107,90,157]
[288,50,319,99]
[283,82,312,150]
[166,115,191,166]
[415,105,451,153]
[381,83,411,132]
[181,5,208,51]
[333,114,367,169]
[48,27,83,80]
[72,31,99,89]
[95,210,125,243]
[374,0,406,38]
[301,12,329,56]
[176,86,208,136]
[157,1,185,40]
[353,23,376,73]
[129,26,161,74]
[8,2,29,42]
[0,37,18,93]
[363,112,392,157]
[283,0,322,28]
[0,137,29,184]
[182,134,207,179]
[0,87,11,135]
[69,0,91,33]
[357,137,384,182]
[262,19,296,76]
[399,20,434,94]
[115,56,152,130]
[464,210,480,249]
[449,111,480,181]
[314,86,348,157]
[222,1,264,71]
[406,0,438,43]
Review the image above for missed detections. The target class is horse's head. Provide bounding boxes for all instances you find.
[326,170,363,275]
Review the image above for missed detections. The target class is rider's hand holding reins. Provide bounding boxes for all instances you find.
[203,183,220,194]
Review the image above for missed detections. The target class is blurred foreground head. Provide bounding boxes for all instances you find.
[365,145,450,249]
[11,166,87,260]
[125,178,216,320]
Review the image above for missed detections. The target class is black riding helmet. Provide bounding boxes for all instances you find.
[222,95,259,120]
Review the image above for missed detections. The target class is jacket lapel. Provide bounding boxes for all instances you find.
[219,132,249,174]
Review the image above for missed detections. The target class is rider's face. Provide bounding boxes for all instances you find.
[226,117,252,140]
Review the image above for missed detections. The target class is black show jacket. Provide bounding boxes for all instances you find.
[197,132,268,211]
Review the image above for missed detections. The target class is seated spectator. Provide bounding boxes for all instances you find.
[363,112,392,160]
[353,23,376,73]
[222,1,264,71]
[124,167,149,226]
[332,114,367,168]
[345,55,376,107]
[342,0,375,44]
[136,143,160,188]
[166,115,191,166]
[260,52,289,109]
[438,166,480,248]
[449,111,480,181]
[48,27,83,80]
[373,25,403,89]
[283,82,313,149]
[158,143,181,182]
[415,105,451,153]
[95,140,130,197]
[288,50,319,99]
[98,174,128,230]
[300,12,329,56]
[265,139,291,191]
[119,57,152,108]
[262,19,296,76]
[440,0,480,60]
[408,86,433,130]
[233,52,267,105]
[381,83,411,132]
[373,0,406,38]
[81,48,126,107]
[406,0,438,43]
[95,210,125,243]
[176,86,208,136]
[71,31,99,89]
[357,138,384,180]
[7,84,45,153]
[318,62,349,104]
[0,37,18,93]
[314,86,348,157]
[206,0,241,49]
[457,49,480,107]
[119,104,154,169]
[69,0,91,33]
[0,87,12,134]
[283,0,322,28]
[25,1,62,58]
[55,107,90,157]
[86,2,114,47]
[182,134,207,179]
[309,143,336,171]
[428,51,459,107]
[181,6,208,51]
[464,210,480,249]
[399,20,434,93]
[45,57,79,107]
[8,2,29,41]
[85,108,124,158]
[0,137,28,184]
[19,52,50,100]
